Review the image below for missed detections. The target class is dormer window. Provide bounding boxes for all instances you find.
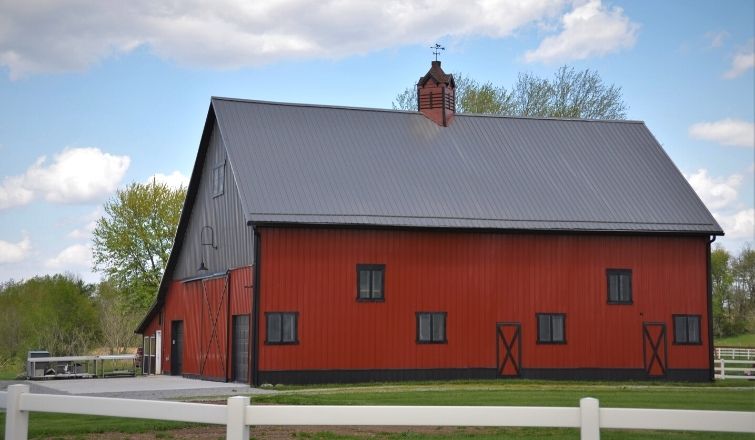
[212,162,225,197]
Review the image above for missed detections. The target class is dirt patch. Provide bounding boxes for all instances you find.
[45,425,503,439]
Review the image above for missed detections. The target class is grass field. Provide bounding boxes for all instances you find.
[1,380,753,439]
[716,333,755,347]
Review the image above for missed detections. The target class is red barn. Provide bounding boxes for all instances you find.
[137,61,723,384]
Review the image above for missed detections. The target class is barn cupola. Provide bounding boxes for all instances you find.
[417,60,456,126]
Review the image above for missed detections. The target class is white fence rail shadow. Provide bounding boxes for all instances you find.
[714,358,755,380]
[715,347,755,360]
[2,384,754,440]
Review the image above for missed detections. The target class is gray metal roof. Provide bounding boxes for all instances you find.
[212,97,722,235]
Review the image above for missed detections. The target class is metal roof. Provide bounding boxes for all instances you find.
[212,97,722,235]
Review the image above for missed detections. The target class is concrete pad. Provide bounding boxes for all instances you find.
[1,375,275,400]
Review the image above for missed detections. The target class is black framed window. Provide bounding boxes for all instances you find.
[537,313,566,344]
[357,264,384,301]
[673,315,701,345]
[265,312,298,344]
[211,162,225,197]
[416,312,446,343]
[607,269,632,304]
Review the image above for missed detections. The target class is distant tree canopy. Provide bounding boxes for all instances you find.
[0,274,99,361]
[92,181,186,311]
[393,66,628,120]
[712,245,755,337]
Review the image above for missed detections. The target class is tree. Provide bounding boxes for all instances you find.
[711,245,755,337]
[92,181,186,311]
[0,274,100,362]
[95,280,142,354]
[393,66,628,119]
[711,247,734,337]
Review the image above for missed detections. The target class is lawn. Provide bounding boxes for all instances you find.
[1,380,753,439]
[716,333,755,347]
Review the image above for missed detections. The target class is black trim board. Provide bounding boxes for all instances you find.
[258,368,711,384]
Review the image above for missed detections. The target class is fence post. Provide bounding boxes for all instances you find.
[580,397,600,440]
[720,358,725,380]
[226,395,250,440]
[5,384,30,440]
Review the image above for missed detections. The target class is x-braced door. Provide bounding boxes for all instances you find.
[200,275,229,379]
[497,322,522,377]
[643,322,667,377]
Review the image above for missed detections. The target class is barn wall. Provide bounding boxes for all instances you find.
[159,266,253,381]
[257,228,710,382]
[173,120,255,279]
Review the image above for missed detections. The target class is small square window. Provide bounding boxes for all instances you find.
[607,269,632,304]
[211,162,225,197]
[537,313,566,344]
[265,312,298,344]
[416,312,446,343]
[673,315,701,345]
[357,264,384,301]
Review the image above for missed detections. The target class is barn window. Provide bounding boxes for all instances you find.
[416,312,446,343]
[357,264,384,301]
[607,269,632,304]
[673,315,701,344]
[537,313,566,344]
[265,312,298,344]
[211,162,225,197]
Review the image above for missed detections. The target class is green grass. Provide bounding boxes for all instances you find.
[253,380,755,411]
[0,412,200,438]
[716,333,755,347]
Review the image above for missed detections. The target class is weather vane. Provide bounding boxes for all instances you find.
[431,43,445,61]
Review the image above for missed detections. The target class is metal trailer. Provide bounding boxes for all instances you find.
[26,354,138,380]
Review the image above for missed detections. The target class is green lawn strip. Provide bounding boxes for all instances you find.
[0,412,202,439]
[716,333,755,347]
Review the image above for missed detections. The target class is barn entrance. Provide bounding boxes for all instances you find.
[642,322,667,377]
[496,322,521,377]
[232,314,250,382]
[171,320,184,375]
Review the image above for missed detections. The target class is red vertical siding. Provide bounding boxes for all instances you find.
[154,266,252,380]
[257,228,709,374]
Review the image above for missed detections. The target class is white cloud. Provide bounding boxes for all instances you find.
[704,31,728,49]
[0,0,567,79]
[688,118,754,148]
[723,38,754,79]
[714,209,754,239]
[0,234,31,264]
[0,147,130,210]
[146,170,190,189]
[67,208,103,240]
[45,244,92,269]
[685,169,742,211]
[524,0,639,63]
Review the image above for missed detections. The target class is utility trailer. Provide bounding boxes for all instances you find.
[26,351,138,380]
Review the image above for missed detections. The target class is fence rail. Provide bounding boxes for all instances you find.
[2,384,754,440]
[715,347,755,360]
[714,358,755,380]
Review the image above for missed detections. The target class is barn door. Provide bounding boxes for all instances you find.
[232,315,250,383]
[171,321,184,375]
[643,322,667,377]
[497,322,521,377]
[200,275,229,379]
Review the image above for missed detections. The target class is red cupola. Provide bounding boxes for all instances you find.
[417,61,456,126]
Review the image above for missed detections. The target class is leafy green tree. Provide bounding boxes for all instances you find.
[711,247,734,337]
[95,279,142,354]
[393,66,628,119]
[711,245,755,338]
[0,274,100,364]
[92,181,186,311]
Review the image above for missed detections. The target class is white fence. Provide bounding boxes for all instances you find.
[2,384,754,440]
[714,358,755,380]
[715,347,755,360]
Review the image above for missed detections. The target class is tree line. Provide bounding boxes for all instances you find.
[711,246,755,338]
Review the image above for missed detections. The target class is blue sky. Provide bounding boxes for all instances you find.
[0,0,753,283]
